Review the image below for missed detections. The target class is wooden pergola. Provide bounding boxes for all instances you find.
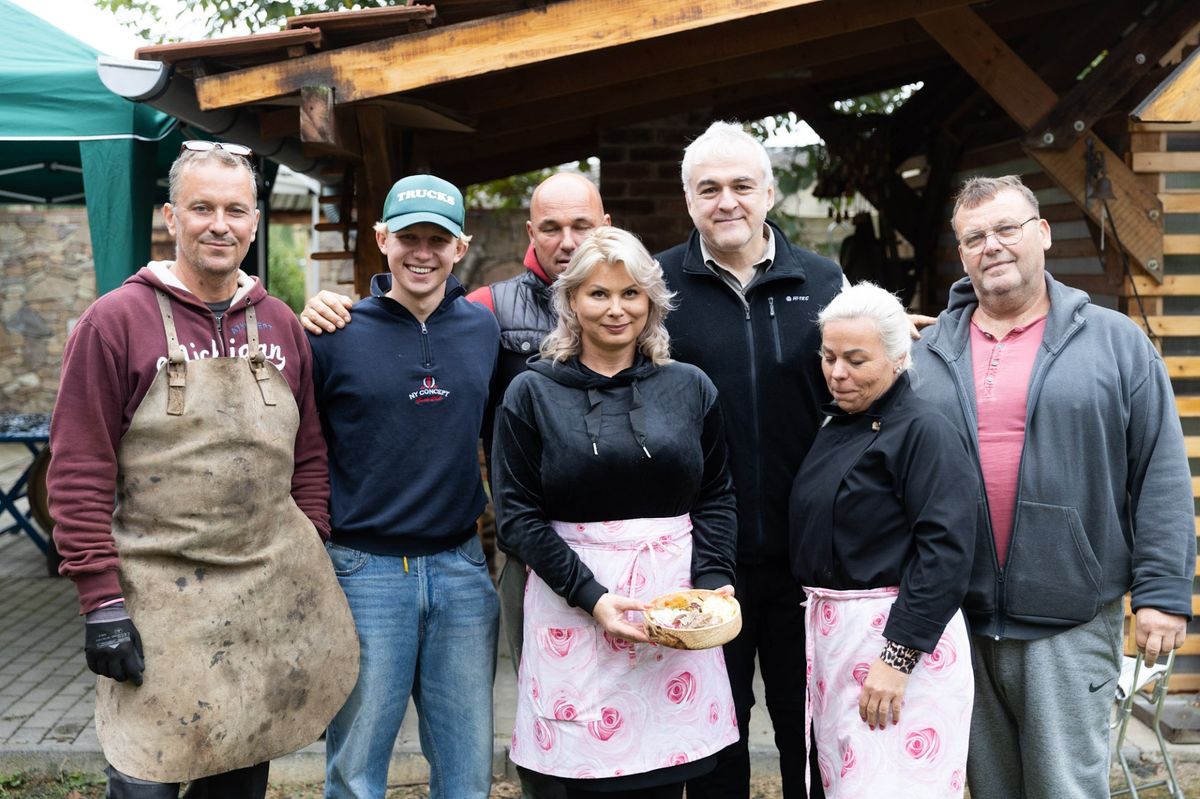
[131,0,1200,691]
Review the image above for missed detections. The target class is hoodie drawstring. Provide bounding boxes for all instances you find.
[629,380,652,458]
[585,381,651,458]
[585,388,604,455]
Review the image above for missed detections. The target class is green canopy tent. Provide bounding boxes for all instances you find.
[0,0,183,294]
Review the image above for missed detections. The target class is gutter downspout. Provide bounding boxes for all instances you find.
[96,56,325,180]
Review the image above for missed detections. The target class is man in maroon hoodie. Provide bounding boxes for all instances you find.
[299,171,608,799]
[48,142,356,799]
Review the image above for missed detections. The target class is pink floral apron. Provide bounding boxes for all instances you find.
[511,514,739,779]
[803,586,972,799]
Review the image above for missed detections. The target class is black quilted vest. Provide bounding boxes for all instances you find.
[491,270,555,356]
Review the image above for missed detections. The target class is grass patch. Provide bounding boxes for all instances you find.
[0,771,104,798]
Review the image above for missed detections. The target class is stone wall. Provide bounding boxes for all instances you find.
[2,204,534,417]
[457,207,529,291]
[0,206,95,414]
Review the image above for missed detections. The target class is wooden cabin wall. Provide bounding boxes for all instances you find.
[930,139,1117,309]
[1126,121,1200,691]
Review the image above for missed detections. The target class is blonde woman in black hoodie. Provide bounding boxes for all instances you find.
[493,226,739,799]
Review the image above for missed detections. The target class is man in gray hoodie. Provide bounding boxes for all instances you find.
[913,174,1194,799]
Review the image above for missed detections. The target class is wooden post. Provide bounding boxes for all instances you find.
[918,5,1165,281]
[352,105,396,298]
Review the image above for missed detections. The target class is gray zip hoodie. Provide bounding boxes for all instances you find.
[912,273,1195,640]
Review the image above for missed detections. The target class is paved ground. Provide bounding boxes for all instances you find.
[1,442,1196,789]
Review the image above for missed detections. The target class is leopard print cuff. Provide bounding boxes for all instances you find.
[880,639,920,674]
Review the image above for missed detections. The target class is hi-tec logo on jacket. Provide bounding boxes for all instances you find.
[394,189,457,206]
[784,295,809,303]
[409,375,450,404]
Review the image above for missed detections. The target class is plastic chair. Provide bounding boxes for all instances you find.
[1110,650,1183,799]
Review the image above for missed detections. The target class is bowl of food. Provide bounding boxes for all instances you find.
[644,589,741,650]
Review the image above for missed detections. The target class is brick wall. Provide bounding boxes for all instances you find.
[599,112,710,254]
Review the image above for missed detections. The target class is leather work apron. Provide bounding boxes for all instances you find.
[95,289,358,782]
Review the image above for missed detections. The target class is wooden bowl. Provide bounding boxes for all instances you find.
[644,589,742,650]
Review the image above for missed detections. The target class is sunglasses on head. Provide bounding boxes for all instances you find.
[179,140,254,159]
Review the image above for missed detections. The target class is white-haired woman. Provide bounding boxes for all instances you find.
[789,282,977,798]
[492,226,739,798]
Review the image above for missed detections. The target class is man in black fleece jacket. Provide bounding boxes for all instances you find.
[663,121,844,799]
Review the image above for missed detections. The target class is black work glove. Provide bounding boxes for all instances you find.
[85,604,145,686]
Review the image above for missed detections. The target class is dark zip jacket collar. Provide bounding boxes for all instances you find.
[821,371,911,423]
[368,272,468,321]
[679,221,809,286]
[924,273,1088,363]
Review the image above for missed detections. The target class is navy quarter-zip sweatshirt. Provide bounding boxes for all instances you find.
[309,274,499,555]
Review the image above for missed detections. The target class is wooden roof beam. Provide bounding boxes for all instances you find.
[1020,0,1153,92]
[411,12,937,117]
[410,0,1087,117]
[1025,0,1199,149]
[284,5,436,32]
[468,31,946,142]
[918,6,1165,280]
[412,0,1080,123]
[458,21,931,126]
[1135,46,1200,123]
[193,0,977,111]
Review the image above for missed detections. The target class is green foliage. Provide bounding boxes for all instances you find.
[831,83,922,117]
[268,225,308,313]
[465,168,555,210]
[751,84,923,232]
[465,161,594,209]
[95,0,386,41]
[765,209,817,253]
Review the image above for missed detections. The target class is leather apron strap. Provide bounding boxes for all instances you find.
[153,290,276,411]
[243,302,275,407]
[153,290,188,416]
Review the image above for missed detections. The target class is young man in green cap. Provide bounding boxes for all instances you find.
[309,174,501,799]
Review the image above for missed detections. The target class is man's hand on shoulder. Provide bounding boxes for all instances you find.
[300,291,355,335]
[1135,606,1188,667]
[84,603,145,686]
[907,313,937,340]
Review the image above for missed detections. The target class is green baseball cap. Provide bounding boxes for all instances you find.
[382,174,465,237]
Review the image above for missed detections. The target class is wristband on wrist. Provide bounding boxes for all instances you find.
[880,639,920,674]
[86,602,129,624]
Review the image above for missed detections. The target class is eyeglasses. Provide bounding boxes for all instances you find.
[179,140,254,159]
[958,216,1039,253]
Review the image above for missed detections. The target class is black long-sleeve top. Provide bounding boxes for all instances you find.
[789,374,977,652]
[492,354,737,614]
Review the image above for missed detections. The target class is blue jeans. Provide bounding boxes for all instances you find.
[324,536,500,799]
